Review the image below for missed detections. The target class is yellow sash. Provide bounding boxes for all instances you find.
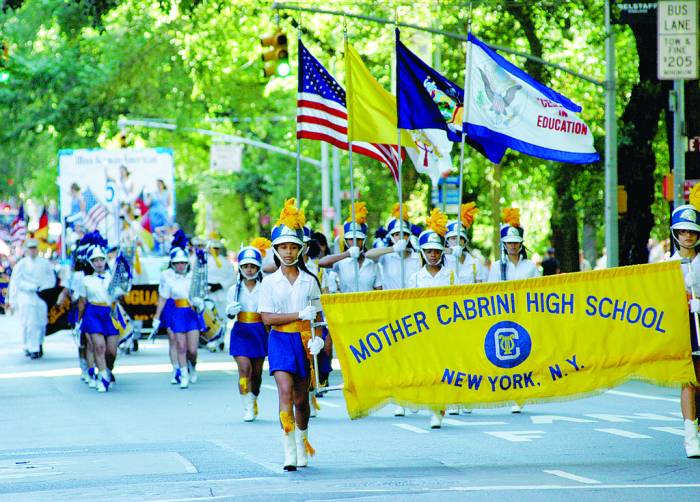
[90,302,110,307]
[274,320,316,390]
[238,311,262,323]
[174,299,190,308]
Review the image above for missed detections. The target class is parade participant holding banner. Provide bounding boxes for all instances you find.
[226,242,268,422]
[409,208,453,429]
[487,207,540,413]
[76,236,127,392]
[7,239,54,359]
[445,202,488,284]
[318,202,382,293]
[667,200,700,458]
[258,199,324,471]
[153,232,202,389]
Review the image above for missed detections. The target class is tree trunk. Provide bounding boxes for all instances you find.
[551,164,580,271]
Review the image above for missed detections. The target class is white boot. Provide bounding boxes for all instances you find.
[296,428,314,467]
[242,393,255,422]
[87,368,97,388]
[430,411,444,429]
[79,358,89,383]
[170,367,181,385]
[180,368,189,389]
[684,419,700,458]
[511,404,523,413]
[393,405,405,417]
[283,431,297,471]
[96,372,109,393]
[447,407,459,415]
[188,362,198,384]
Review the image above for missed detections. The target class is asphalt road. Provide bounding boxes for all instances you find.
[0,314,698,501]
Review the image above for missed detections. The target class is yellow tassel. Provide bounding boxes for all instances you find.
[250,237,271,257]
[425,208,448,236]
[253,398,258,416]
[345,201,368,224]
[276,198,306,229]
[501,207,520,227]
[460,202,478,229]
[279,411,295,433]
[134,247,142,275]
[690,184,700,211]
[311,394,320,411]
[212,249,222,268]
[303,437,315,457]
[391,202,409,220]
[239,377,249,394]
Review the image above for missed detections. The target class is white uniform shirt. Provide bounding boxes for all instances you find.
[226,281,261,312]
[80,272,113,304]
[378,251,421,290]
[258,268,321,314]
[445,253,489,284]
[207,253,235,290]
[70,270,85,302]
[159,268,193,300]
[669,251,700,294]
[7,255,55,305]
[307,258,338,293]
[408,265,454,288]
[487,256,541,282]
[333,257,381,293]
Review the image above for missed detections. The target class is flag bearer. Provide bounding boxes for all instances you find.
[668,202,700,458]
[258,199,324,471]
[445,202,488,285]
[487,208,540,413]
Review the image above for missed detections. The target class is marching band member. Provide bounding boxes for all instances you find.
[226,242,267,422]
[7,238,55,359]
[207,236,235,319]
[258,199,324,471]
[445,202,488,285]
[318,202,382,293]
[70,236,96,384]
[668,203,700,458]
[408,209,453,429]
[76,237,127,392]
[487,208,540,413]
[152,235,202,389]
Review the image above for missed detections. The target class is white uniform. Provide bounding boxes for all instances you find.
[159,268,193,300]
[669,251,700,291]
[207,253,235,315]
[258,268,322,314]
[333,257,381,293]
[80,272,114,304]
[408,265,454,289]
[487,256,541,282]
[445,253,488,284]
[226,280,261,311]
[378,251,421,290]
[8,255,55,353]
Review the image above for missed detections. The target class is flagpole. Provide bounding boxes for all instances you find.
[456,2,474,281]
[344,23,360,292]
[395,14,405,290]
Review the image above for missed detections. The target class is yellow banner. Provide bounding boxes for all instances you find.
[321,262,697,419]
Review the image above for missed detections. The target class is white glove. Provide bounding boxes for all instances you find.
[685,272,699,290]
[307,336,324,356]
[298,305,317,321]
[72,320,82,337]
[691,298,700,314]
[151,318,161,334]
[191,297,205,313]
[348,246,360,260]
[392,239,408,254]
[112,287,125,299]
[226,302,242,318]
[451,245,463,259]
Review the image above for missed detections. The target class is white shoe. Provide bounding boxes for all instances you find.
[80,371,89,383]
[283,431,297,471]
[242,393,255,422]
[511,405,522,414]
[180,369,189,389]
[684,419,700,458]
[393,405,405,417]
[88,372,97,389]
[189,366,198,384]
[170,368,181,385]
[96,375,108,393]
[447,407,459,415]
[461,408,473,414]
[296,428,313,467]
[430,411,443,429]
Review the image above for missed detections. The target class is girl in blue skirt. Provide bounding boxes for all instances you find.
[226,243,268,422]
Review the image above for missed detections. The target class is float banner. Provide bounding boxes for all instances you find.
[321,262,697,419]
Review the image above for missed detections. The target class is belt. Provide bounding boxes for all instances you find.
[238,311,262,323]
[90,302,110,307]
[274,320,311,333]
[174,299,191,308]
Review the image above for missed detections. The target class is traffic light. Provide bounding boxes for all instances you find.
[261,31,289,78]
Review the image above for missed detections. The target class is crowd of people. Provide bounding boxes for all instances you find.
[1,196,699,468]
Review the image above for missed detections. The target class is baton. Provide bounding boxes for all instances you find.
[307,294,323,394]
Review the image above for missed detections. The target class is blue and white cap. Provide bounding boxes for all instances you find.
[302,226,312,243]
[418,229,445,251]
[671,204,700,233]
[88,245,107,261]
[500,224,524,243]
[386,217,411,236]
[343,221,368,240]
[445,220,468,241]
[169,247,189,263]
[271,224,304,247]
[237,246,263,268]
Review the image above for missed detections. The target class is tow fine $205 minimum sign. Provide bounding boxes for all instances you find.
[658,0,699,80]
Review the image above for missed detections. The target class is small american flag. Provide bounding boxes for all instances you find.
[297,40,403,182]
[10,204,27,246]
[83,187,108,230]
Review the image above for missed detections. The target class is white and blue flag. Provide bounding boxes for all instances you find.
[464,33,599,164]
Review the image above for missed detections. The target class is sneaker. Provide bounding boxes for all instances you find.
[80,371,89,383]
[88,374,97,389]
[180,370,190,389]
[461,408,473,415]
[393,406,405,417]
[430,411,443,429]
[170,368,181,385]
[447,407,459,415]
[511,405,522,414]
[97,377,109,393]
[189,367,197,384]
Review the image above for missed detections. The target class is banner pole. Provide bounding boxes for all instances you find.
[344,28,360,292]
[395,15,406,290]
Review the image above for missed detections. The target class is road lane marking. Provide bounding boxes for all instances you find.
[393,423,429,434]
[649,426,685,436]
[483,430,545,442]
[605,390,678,403]
[169,452,198,473]
[316,400,340,408]
[543,469,601,484]
[585,413,679,423]
[207,440,280,473]
[595,428,651,439]
[442,419,507,426]
[530,415,596,424]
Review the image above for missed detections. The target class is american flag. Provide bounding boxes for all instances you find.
[297,41,403,182]
[10,204,27,246]
[83,187,108,230]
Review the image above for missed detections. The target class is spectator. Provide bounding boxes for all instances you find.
[541,247,560,275]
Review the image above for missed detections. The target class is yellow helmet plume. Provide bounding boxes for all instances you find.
[345,201,368,224]
[425,208,448,237]
[501,207,520,228]
[276,198,306,230]
[250,237,271,257]
[391,203,410,220]
[460,202,478,229]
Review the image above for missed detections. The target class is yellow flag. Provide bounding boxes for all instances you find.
[345,42,414,146]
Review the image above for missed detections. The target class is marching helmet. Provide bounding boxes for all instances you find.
[671,205,700,233]
[418,229,445,252]
[237,246,263,268]
[302,226,313,243]
[88,245,107,262]
[169,246,189,263]
[500,224,524,243]
[386,217,411,237]
[343,221,368,240]
[445,220,468,241]
[271,224,304,247]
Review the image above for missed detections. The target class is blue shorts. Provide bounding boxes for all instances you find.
[82,304,118,337]
[229,321,268,358]
[170,305,201,333]
[268,329,309,378]
[161,298,174,330]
